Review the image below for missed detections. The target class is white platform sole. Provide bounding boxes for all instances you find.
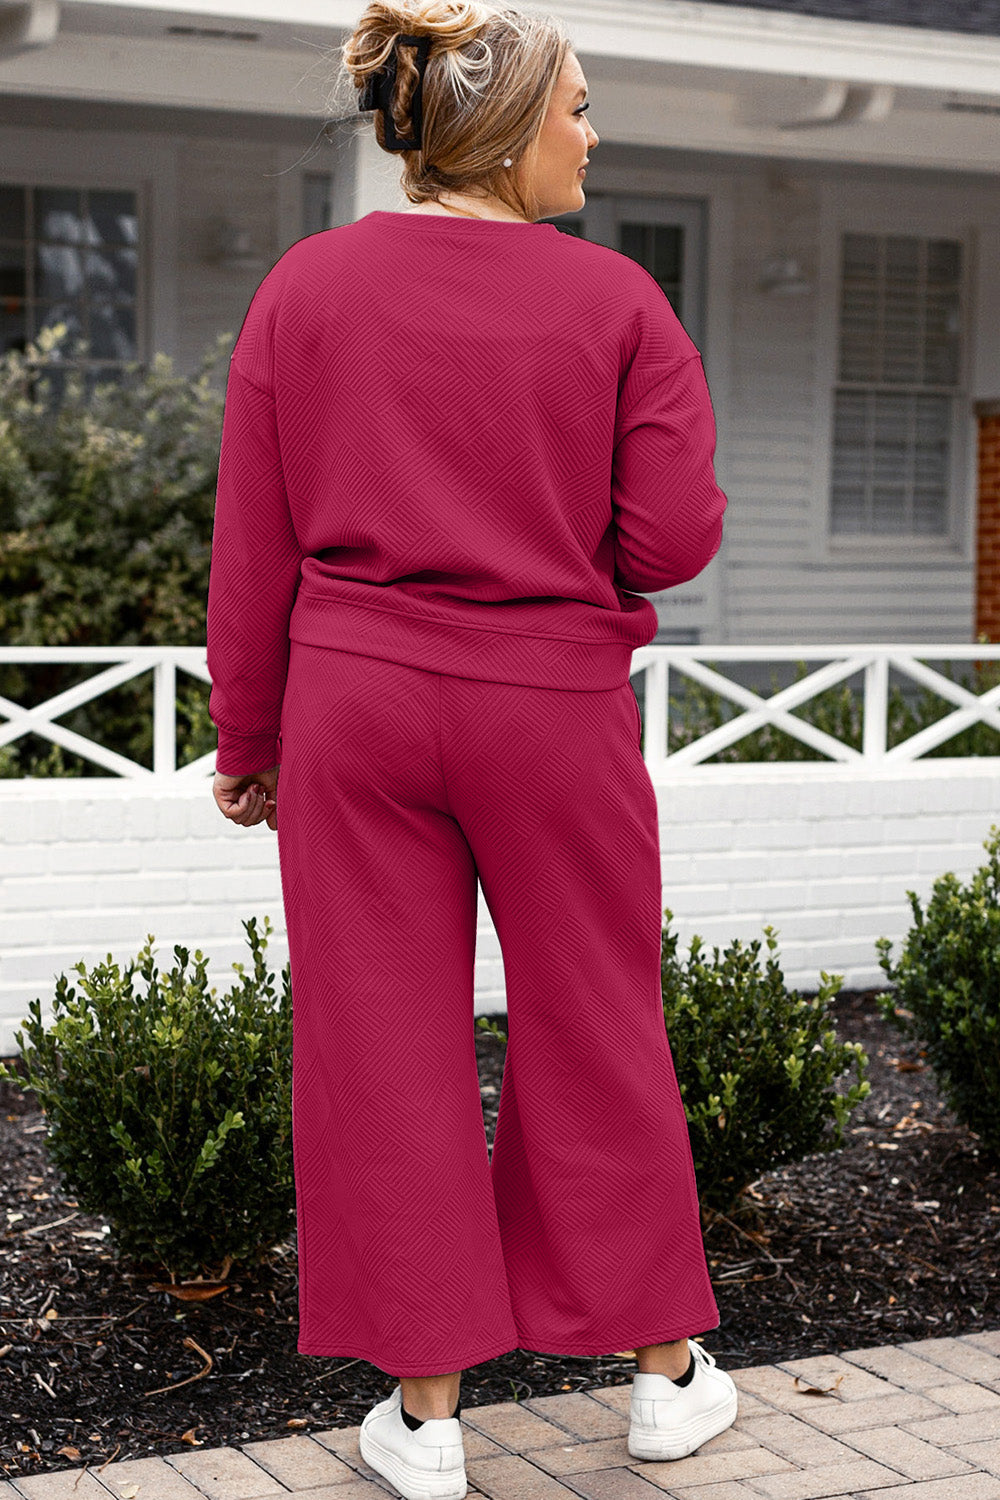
[627,1385,739,1461]
[359,1421,468,1500]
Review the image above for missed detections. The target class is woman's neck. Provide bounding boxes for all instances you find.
[406,194,529,222]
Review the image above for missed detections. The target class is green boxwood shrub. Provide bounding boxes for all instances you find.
[0,916,294,1279]
[877,826,1000,1156]
[657,915,869,1212]
[478,913,870,1215]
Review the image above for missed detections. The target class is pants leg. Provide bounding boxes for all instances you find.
[440,672,720,1355]
[277,641,719,1376]
[277,643,519,1374]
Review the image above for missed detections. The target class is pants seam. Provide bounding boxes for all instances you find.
[438,670,454,818]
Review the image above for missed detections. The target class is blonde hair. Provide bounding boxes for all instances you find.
[339,0,572,222]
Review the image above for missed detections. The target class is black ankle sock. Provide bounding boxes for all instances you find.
[671,1351,696,1388]
[400,1394,462,1430]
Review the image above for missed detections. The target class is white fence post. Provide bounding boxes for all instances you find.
[153,657,177,776]
[863,654,889,762]
[631,650,671,776]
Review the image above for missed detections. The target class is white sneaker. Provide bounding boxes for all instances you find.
[358,1383,467,1500]
[628,1340,739,1461]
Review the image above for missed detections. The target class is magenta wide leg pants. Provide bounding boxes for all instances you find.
[275,642,720,1376]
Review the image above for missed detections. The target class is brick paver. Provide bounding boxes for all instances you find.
[721,1390,778,1420]
[461,1400,585,1452]
[953,1441,1000,1477]
[6,1334,1000,1499]
[840,1424,977,1480]
[775,1354,909,1401]
[238,1434,357,1489]
[631,1443,795,1488]
[730,1365,831,1412]
[4,1474,124,1499]
[742,1457,905,1499]
[785,1390,951,1435]
[666,1487,770,1500]
[80,1456,209,1497]
[520,1391,627,1441]
[902,1407,1000,1445]
[965,1332,1000,1358]
[164,1446,286,1499]
[854,1476,1000,1500]
[461,1453,581,1497]
[734,1412,861,1466]
[529,1435,651,1476]
[924,1382,1000,1414]
[899,1337,1000,1386]
[840,1345,966,1392]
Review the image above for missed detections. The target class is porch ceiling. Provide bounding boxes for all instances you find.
[0,0,997,171]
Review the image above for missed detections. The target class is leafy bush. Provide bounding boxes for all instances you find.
[657,915,869,1212]
[0,323,232,776]
[0,916,294,1279]
[477,913,870,1214]
[877,826,1000,1156]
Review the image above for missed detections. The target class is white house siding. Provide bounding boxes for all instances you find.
[171,114,359,373]
[561,145,993,644]
[718,160,998,644]
[729,569,974,642]
[3,96,1000,644]
[174,134,289,374]
[0,95,349,374]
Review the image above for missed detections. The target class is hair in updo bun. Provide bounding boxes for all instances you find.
[338,0,571,221]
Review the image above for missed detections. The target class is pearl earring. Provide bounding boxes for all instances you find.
[503,157,512,167]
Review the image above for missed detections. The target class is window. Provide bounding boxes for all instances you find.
[0,184,140,387]
[620,221,685,324]
[829,233,963,538]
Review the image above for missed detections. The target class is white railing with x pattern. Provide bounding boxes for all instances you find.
[0,647,214,779]
[2,644,1000,778]
[630,643,1000,774]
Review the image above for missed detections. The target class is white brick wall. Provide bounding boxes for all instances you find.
[2,761,998,1054]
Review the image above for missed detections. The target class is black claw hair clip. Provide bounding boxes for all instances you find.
[358,33,432,151]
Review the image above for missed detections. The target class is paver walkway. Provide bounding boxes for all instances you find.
[4,1332,1000,1500]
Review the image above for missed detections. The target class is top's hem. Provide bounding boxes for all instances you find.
[295,585,646,644]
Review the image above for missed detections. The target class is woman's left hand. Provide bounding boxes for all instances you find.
[213,765,279,831]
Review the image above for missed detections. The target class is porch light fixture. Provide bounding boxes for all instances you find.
[206,220,266,272]
[758,168,813,297]
[758,253,812,296]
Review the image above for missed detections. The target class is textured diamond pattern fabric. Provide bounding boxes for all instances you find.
[277,643,720,1371]
[206,210,726,1376]
[206,211,727,775]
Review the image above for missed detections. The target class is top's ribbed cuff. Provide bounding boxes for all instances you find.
[214,728,281,778]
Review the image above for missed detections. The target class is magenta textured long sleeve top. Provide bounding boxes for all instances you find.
[206,211,727,775]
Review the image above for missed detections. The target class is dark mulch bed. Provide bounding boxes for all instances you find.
[1,989,997,1483]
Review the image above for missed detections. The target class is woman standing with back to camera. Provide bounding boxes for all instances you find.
[206,3,737,1496]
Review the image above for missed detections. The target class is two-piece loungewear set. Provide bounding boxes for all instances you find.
[205,209,728,1376]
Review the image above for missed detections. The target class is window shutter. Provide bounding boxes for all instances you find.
[830,233,962,537]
